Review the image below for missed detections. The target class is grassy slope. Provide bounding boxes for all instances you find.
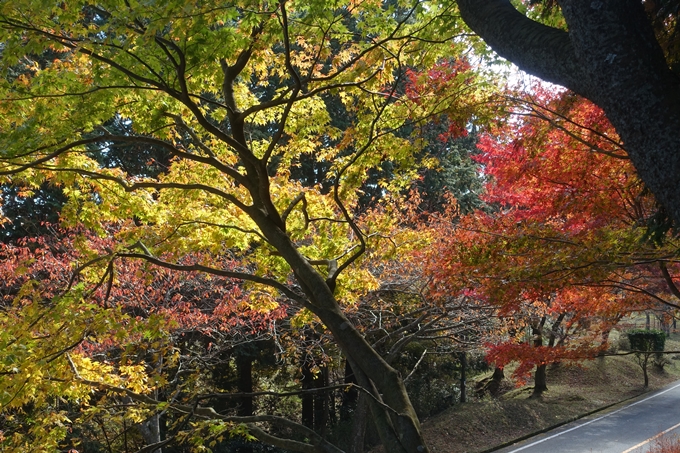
[419,333,680,453]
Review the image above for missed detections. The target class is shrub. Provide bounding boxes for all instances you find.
[647,434,680,453]
[617,334,631,351]
[628,329,667,367]
[627,329,667,386]
[628,329,665,352]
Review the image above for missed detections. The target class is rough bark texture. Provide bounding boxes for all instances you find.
[456,0,680,226]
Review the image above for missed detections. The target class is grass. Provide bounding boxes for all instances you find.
[416,331,680,453]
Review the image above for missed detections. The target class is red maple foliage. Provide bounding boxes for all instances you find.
[425,85,668,383]
[0,227,288,357]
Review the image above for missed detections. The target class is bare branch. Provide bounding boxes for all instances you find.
[117,252,306,305]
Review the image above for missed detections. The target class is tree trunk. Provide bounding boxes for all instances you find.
[459,352,467,403]
[253,211,429,453]
[138,413,162,453]
[531,364,548,398]
[340,359,358,422]
[349,393,369,453]
[455,0,680,227]
[236,354,254,453]
[531,321,547,398]
[302,361,329,433]
[301,361,315,429]
[236,354,254,417]
[314,366,329,433]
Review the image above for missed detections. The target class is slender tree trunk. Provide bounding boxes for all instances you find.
[531,320,547,398]
[138,413,162,453]
[349,393,369,453]
[236,354,254,417]
[340,360,358,422]
[236,354,254,453]
[459,352,467,403]
[314,366,329,433]
[301,360,329,432]
[301,361,315,429]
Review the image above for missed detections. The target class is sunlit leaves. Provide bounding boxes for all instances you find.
[425,86,668,378]
[0,0,494,450]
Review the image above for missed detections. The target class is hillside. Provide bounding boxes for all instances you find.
[419,333,680,453]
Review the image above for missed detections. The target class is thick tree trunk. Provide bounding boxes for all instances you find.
[456,0,680,226]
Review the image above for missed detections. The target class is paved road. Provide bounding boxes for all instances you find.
[494,381,680,453]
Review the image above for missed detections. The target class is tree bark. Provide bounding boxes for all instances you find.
[314,366,329,433]
[532,364,548,398]
[301,361,315,429]
[251,210,428,453]
[340,360,358,422]
[531,321,547,398]
[300,361,328,432]
[138,413,162,453]
[236,354,254,417]
[459,352,467,403]
[456,0,680,226]
[349,393,369,453]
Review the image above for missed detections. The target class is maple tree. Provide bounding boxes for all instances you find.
[0,1,493,452]
[426,85,680,397]
[0,228,292,451]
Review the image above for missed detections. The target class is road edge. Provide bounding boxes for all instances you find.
[480,380,680,453]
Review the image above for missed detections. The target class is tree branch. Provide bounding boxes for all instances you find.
[117,252,306,305]
[455,0,585,91]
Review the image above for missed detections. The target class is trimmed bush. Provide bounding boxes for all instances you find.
[627,329,666,357]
